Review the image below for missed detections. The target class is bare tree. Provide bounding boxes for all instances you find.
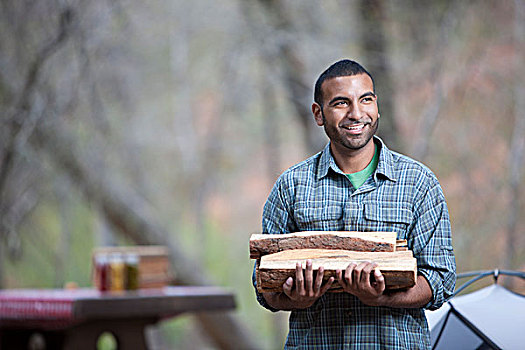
[504,0,525,276]
[410,0,464,160]
[0,2,73,288]
[0,2,260,348]
[242,0,327,153]
[358,0,399,150]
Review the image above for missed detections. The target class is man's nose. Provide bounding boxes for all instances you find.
[346,102,363,119]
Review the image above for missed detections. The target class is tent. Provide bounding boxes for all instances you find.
[426,270,525,350]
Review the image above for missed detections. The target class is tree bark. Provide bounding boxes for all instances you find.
[250,231,397,259]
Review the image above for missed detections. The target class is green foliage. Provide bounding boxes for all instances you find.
[96,332,118,350]
[4,191,95,288]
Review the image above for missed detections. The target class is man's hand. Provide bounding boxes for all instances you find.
[336,261,386,306]
[282,259,334,309]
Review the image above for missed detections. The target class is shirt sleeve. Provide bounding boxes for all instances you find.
[253,175,296,312]
[410,174,456,311]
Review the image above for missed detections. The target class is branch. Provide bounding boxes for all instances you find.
[0,7,74,208]
[242,0,325,153]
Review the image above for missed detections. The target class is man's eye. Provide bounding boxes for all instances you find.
[362,97,373,103]
[334,101,348,106]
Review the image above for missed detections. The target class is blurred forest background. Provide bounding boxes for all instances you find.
[1,0,524,349]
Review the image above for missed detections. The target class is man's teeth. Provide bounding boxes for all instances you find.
[344,124,364,130]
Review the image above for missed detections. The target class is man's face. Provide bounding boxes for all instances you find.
[312,74,379,152]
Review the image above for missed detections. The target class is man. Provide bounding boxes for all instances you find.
[253,59,456,349]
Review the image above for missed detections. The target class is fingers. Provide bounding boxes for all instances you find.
[285,262,333,306]
[320,276,335,294]
[314,266,325,292]
[304,260,314,296]
[336,262,356,290]
[352,262,365,284]
[345,262,357,286]
[335,262,386,305]
[372,267,385,293]
[313,265,334,295]
[293,260,318,296]
[286,261,382,301]
[350,261,378,286]
[283,277,294,297]
[338,262,381,291]
[360,262,376,284]
[295,262,304,295]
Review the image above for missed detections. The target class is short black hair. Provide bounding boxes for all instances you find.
[314,59,375,105]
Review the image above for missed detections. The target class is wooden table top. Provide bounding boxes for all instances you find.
[0,286,236,329]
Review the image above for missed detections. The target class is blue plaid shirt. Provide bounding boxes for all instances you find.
[253,137,456,349]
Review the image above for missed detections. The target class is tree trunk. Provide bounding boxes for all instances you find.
[409,1,463,161]
[504,0,525,284]
[359,0,398,151]
[262,72,282,180]
[54,178,71,288]
[247,0,326,154]
[0,244,4,289]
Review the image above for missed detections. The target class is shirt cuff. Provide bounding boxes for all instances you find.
[252,263,280,312]
[418,268,444,311]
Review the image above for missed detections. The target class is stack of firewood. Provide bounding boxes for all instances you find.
[250,231,416,293]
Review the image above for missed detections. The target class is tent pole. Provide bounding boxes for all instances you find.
[454,269,525,296]
[431,309,451,350]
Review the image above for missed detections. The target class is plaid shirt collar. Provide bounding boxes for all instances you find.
[316,136,397,182]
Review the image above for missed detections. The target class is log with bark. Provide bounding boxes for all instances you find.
[396,239,408,251]
[256,249,417,292]
[250,231,399,259]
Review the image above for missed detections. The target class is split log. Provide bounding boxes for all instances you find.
[256,249,416,292]
[250,231,398,259]
[396,239,408,251]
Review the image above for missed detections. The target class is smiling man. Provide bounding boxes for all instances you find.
[253,59,456,349]
[313,73,379,174]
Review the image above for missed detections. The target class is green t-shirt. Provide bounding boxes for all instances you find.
[346,145,379,189]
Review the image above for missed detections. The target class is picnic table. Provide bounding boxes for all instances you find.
[0,286,236,349]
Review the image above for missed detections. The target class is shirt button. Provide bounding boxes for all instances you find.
[347,311,352,316]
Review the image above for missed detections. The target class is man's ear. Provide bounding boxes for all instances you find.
[312,103,324,126]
